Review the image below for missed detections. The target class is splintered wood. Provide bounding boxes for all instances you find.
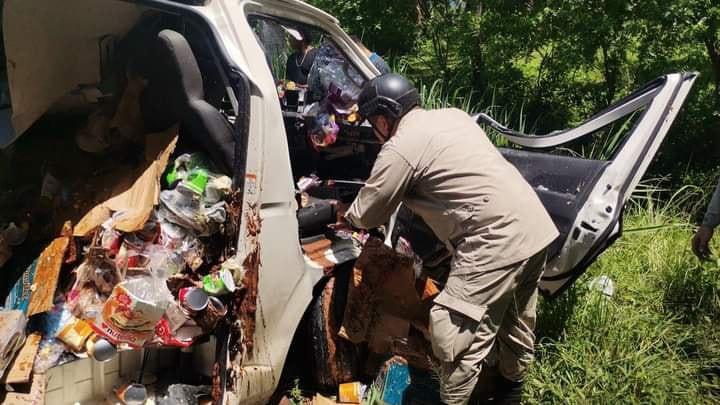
[26,236,69,316]
[2,333,42,384]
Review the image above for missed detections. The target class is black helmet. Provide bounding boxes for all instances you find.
[357,73,420,121]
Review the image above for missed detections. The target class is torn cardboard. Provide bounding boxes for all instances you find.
[2,333,41,384]
[313,393,337,405]
[339,238,432,352]
[74,127,179,236]
[0,311,27,379]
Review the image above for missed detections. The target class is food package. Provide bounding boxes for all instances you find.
[338,381,366,404]
[92,277,172,347]
[4,260,37,313]
[57,316,94,352]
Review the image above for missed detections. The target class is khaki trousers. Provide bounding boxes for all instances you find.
[429,249,547,405]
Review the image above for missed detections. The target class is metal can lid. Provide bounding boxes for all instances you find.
[182,287,209,312]
[86,335,117,362]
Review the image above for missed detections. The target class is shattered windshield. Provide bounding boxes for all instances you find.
[249,15,366,106]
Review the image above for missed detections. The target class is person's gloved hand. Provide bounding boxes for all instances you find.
[691,225,714,260]
[328,201,352,233]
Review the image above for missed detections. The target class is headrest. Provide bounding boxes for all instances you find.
[140,29,204,132]
[155,29,204,101]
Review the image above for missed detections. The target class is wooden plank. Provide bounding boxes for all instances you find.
[2,373,47,405]
[2,333,41,384]
[27,236,69,316]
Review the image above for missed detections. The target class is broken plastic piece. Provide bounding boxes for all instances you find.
[588,275,615,297]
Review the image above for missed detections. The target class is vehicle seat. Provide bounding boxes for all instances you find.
[140,29,235,174]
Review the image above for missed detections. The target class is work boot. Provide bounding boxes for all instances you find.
[492,376,524,405]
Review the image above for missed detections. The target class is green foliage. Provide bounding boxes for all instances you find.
[307,0,418,55]
[307,0,720,177]
[289,378,304,405]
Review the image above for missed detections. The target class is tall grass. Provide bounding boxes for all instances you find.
[528,182,720,404]
[416,78,524,148]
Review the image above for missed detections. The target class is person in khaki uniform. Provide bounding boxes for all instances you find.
[342,74,559,404]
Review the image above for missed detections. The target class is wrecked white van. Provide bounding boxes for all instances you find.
[0,0,697,404]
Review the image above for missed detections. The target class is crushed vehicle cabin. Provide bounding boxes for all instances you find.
[0,0,697,404]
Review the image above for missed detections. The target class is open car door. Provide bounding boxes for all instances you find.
[473,72,698,297]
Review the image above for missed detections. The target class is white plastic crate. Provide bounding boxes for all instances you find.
[42,339,216,404]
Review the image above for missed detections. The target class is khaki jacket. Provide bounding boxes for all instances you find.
[346,107,559,274]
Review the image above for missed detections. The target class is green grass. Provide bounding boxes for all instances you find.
[527,184,720,404]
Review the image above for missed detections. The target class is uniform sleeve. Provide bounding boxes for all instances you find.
[702,177,720,229]
[345,148,414,229]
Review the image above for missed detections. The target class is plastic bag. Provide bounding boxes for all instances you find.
[68,286,105,320]
[33,339,67,374]
[164,153,213,189]
[309,113,339,150]
[204,175,232,204]
[72,248,123,296]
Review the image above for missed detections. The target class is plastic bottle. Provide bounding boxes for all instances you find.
[160,169,208,231]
